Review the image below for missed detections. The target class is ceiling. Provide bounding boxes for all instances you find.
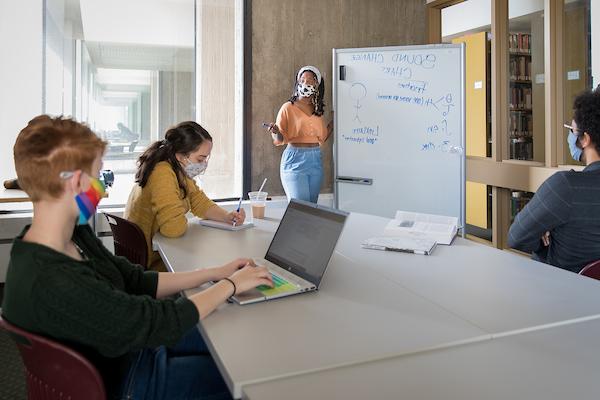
[85,41,194,72]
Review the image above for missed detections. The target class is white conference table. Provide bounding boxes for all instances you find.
[242,317,600,400]
[334,213,600,334]
[154,205,600,398]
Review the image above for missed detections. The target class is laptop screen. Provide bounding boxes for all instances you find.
[265,200,348,287]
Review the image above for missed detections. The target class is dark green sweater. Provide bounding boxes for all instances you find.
[1,224,199,394]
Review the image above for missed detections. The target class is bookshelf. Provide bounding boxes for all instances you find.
[509,33,533,161]
[510,190,533,224]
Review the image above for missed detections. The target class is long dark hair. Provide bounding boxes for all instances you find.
[135,121,212,198]
[288,71,325,116]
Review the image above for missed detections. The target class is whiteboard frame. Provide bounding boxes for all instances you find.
[332,44,466,235]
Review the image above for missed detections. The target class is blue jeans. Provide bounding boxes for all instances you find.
[117,328,231,400]
[280,145,323,203]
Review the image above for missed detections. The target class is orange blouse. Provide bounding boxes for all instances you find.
[275,101,328,145]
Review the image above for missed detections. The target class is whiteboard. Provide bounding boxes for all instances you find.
[333,44,465,229]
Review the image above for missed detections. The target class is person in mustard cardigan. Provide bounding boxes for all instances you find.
[125,121,245,271]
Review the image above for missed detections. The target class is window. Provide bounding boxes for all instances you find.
[44,0,243,205]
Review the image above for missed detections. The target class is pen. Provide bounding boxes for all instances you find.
[233,197,243,227]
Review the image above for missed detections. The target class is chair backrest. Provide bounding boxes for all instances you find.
[579,259,600,281]
[0,316,106,400]
[103,212,148,268]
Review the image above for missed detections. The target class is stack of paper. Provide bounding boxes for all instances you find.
[383,211,458,245]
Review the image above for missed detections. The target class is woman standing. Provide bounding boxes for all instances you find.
[266,66,333,203]
[125,121,245,271]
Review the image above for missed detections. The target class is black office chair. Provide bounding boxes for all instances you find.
[103,212,148,268]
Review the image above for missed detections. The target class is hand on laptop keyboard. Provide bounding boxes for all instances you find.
[229,263,273,294]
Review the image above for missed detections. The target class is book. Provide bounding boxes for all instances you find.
[383,211,458,245]
[197,219,254,231]
[361,236,437,255]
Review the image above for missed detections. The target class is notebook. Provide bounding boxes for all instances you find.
[383,211,458,245]
[361,236,437,255]
[230,199,348,305]
[197,219,254,231]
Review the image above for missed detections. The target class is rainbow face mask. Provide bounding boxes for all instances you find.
[75,177,105,225]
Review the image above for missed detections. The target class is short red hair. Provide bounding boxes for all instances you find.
[13,115,107,201]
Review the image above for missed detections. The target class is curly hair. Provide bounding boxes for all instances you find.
[573,88,600,154]
[288,71,325,116]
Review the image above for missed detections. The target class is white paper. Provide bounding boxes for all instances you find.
[383,211,458,245]
[197,219,254,231]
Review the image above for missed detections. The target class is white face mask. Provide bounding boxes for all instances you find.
[184,158,207,178]
[298,83,317,98]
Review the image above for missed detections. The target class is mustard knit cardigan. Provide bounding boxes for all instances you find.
[124,161,216,269]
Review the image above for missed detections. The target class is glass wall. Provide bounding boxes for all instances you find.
[44,0,243,204]
[442,0,492,242]
[507,0,545,162]
[563,0,592,166]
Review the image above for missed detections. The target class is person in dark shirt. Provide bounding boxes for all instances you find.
[508,88,600,272]
[1,115,273,399]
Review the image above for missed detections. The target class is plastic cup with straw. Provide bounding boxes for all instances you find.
[248,178,268,220]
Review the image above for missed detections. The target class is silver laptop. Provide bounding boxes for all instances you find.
[232,199,348,305]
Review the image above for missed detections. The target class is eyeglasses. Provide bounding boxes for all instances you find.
[563,124,582,136]
[564,123,582,136]
[59,171,75,179]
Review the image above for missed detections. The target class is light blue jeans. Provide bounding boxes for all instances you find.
[116,328,231,400]
[280,145,323,203]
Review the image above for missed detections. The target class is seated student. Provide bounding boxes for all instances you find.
[1,115,273,399]
[125,121,245,271]
[508,89,600,273]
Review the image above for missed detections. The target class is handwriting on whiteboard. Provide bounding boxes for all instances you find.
[341,125,380,145]
[344,50,460,151]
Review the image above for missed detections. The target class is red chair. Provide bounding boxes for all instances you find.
[0,316,106,400]
[103,212,148,268]
[579,259,600,281]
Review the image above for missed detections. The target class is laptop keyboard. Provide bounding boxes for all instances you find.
[256,273,298,295]
[257,273,286,290]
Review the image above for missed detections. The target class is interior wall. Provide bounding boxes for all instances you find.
[250,0,427,196]
[0,0,43,182]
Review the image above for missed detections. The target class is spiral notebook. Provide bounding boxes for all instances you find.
[197,219,254,231]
